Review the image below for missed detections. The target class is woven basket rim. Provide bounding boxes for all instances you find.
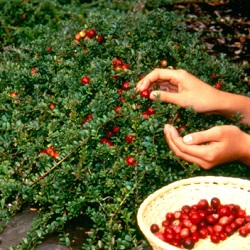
[137,176,250,250]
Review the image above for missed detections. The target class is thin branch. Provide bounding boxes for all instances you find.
[30,136,90,186]
[30,114,123,186]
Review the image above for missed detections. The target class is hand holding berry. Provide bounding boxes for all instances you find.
[136,68,250,125]
[137,69,222,114]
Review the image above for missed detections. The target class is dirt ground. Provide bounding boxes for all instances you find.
[0,207,92,249]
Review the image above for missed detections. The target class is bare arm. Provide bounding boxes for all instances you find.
[137,68,250,168]
[217,91,250,126]
[137,68,250,126]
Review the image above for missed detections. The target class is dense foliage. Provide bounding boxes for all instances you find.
[0,1,249,249]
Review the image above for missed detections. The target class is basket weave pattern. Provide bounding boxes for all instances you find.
[137,176,250,250]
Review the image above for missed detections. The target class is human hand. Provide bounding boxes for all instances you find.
[136,68,223,114]
[164,124,250,169]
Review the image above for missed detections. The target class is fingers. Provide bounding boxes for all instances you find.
[136,68,182,92]
[183,127,221,145]
[164,124,215,169]
[149,90,181,105]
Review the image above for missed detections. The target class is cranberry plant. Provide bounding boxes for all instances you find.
[0,1,249,249]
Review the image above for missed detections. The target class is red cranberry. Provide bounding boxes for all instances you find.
[213,223,224,234]
[210,233,220,244]
[236,209,246,218]
[87,29,97,39]
[224,225,234,236]
[191,232,200,243]
[140,89,150,98]
[112,125,120,133]
[180,228,190,239]
[125,135,134,143]
[218,205,231,217]
[181,205,191,214]
[105,130,114,138]
[121,81,130,90]
[218,216,230,226]
[126,156,136,166]
[211,197,221,209]
[197,199,209,210]
[150,224,159,233]
[165,231,175,243]
[199,227,208,239]
[190,213,202,225]
[219,232,227,241]
[182,237,195,249]
[206,214,219,225]
[166,212,175,222]
[142,111,150,120]
[235,217,245,228]
[146,106,156,115]
[162,220,170,227]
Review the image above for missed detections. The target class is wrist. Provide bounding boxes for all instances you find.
[239,132,250,166]
[215,91,250,126]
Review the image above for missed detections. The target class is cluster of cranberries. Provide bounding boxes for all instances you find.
[10,91,18,98]
[74,28,104,43]
[112,58,130,71]
[99,126,137,166]
[39,146,59,159]
[150,197,250,249]
[30,67,38,75]
[100,125,120,147]
[211,73,223,90]
[142,106,156,120]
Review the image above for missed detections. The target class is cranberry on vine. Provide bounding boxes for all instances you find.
[81,76,90,84]
[146,106,156,115]
[125,135,134,143]
[87,29,97,39]
[112,125,120,133]
[126,156,136,166]
[100,138,113,146]
[140,89,150,98]
[49,103,56,109]
[122,64,130,70]
[121,81,130,90]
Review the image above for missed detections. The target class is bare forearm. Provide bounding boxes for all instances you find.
[216,92,250,127]
[239,131,250,166]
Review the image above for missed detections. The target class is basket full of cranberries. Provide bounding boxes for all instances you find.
[137,176,250,249]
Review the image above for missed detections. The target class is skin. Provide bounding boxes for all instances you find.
[136,68,250,169]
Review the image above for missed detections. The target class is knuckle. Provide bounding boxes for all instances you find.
[204,151,216,163]
[153,68,161,73]
[230,125,240,133]
[213,126,224,137]
[177,69,188,77]
[200,162,213,170]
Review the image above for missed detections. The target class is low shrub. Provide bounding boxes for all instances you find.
[0,1,249,249]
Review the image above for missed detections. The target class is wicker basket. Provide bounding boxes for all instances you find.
[137,176,250,250]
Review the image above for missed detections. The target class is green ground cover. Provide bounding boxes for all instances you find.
[0,1,249,249]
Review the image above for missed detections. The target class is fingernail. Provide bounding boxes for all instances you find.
[150,91,157,100]
[164,124,171,132]
[183,134,193,144]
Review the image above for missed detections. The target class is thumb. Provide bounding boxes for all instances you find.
[150,90,180,105]
[183,128,216,145]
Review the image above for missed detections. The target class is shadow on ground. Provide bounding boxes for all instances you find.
[0,208,93,250]
[0,207,152,249]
